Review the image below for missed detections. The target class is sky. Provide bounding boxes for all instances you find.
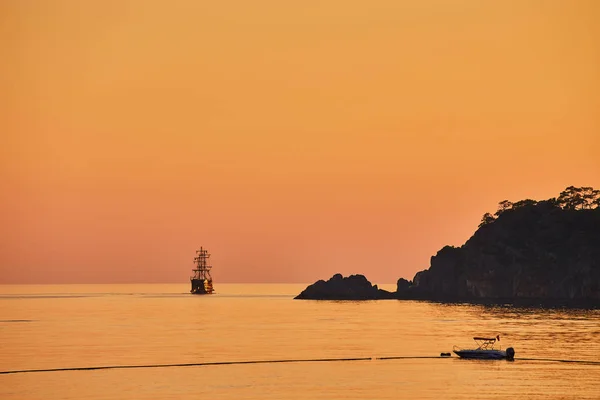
[1,0,599,284]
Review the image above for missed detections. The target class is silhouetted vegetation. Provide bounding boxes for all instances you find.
[557,186,600,210]
[479,186,599,227]
[478,212,496,228]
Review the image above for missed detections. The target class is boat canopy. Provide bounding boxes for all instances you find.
[472,335,501,350]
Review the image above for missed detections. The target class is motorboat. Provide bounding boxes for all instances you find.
[453,335,515,360]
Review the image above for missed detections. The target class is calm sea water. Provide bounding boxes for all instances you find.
[1,284,599,399]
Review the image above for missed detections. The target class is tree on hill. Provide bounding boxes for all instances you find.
[495,200,513,216]
[479,212,496,227]
[557,186,600,210]
[581,187,600,209]
[478,186,598,229]
[513,199,538,209]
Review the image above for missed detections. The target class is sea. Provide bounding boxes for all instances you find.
[1,284,599,400]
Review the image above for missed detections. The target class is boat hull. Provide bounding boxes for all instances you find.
[453,350,507,360]
[190,278,214,294]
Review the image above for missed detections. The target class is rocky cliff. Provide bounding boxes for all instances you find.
[410,199,600,303]
[296,187,600,304]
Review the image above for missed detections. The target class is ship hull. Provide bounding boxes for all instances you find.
[190,278,214,294]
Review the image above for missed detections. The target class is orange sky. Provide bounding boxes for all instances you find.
[1,0,599,284]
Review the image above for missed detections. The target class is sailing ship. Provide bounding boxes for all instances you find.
[190,247,214,294]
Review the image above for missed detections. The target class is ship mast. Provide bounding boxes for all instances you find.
[191,247,212,282]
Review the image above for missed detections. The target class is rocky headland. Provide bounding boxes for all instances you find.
[295,186,600,305]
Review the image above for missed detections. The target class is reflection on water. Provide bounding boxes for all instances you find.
[1,284,599,400]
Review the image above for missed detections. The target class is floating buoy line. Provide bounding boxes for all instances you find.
[1,355,598,375]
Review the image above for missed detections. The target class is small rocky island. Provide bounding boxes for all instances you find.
[295,186,600,305]
[295,273,396,300]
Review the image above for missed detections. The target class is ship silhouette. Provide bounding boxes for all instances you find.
[190,247,214,294]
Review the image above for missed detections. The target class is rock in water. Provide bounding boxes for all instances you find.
[294,273,393,300]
